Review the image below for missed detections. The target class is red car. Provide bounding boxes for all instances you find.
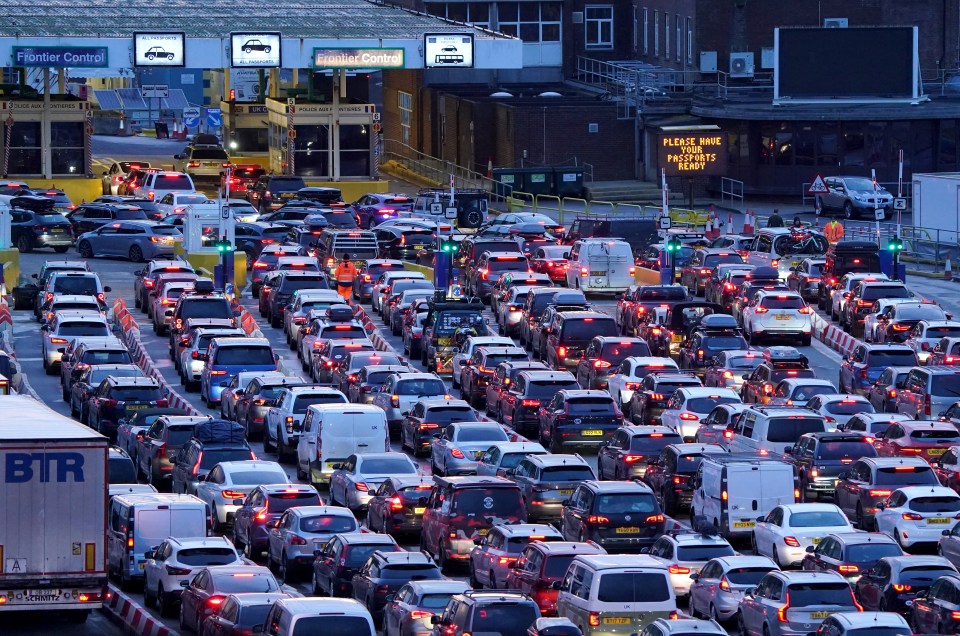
[529,245,569,283]
[505,540,606,615]
[873,419,960,463]
[222,164,266,194]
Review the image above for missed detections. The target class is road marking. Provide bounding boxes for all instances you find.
[810,336,843,364]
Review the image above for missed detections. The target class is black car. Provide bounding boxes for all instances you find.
[366,475,435,534]
[559,480,665,550]
[312,533,403,597]
[235,222,291,261]
[431,591,541,636]
[351,551,442,625]
[247,175,308,212]
[376,225,436,260]
[800,531,903,581]
[87,376,166,442]
[10,199,73,253]
[66,202,148,235]
[267,271,330,328]
[640,440,721,514]
[94,196,163,221]
[788,432,879,502]
[909,573,960,634]
[677,314,748,376]
[597,425,684,483]
[538,389,624,452]
[171,426,255,496]
[854,555,958,614]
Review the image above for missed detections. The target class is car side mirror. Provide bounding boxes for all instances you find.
[473,536,484,545]
[837,472,848,480]
[384,593,396,603]
[805,545,815,553]
[235,389,245,397]
[944,529,952,536]
[233,309,242,318]
[640,547,650,554]
[689,572,699,581]
[876,502,885,510]
[40,325,49,332]
[180,580,189,588]
[745,587,756,597]
[551,580,562,590]
[756,516,765,522]
[144,550,155,560]
[103,286,112,293]
[197,474,207,482]
[783,446,793,454]
[31,273,38,279]
[134,270,144,277]
[561,498,571,506]
[430,616,440,625]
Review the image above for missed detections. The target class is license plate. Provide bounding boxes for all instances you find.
[414,507,426,514]
[928,517,951,524]
[775,314,791,320]
[590,271,607,276]
[812,537,821,544]
[672,334,684,343]
[558,489,574,495]
[51,228,64,233]
[473,451,484,459]
[313,540,326,551]
[603,618,630,625]
[139,562,145,570]
[477,528,489,536]
[810,612,830,620]
[733,521,756,529]
[615,527,640,534]
[126,404,147,411]
[326,462,339,468]
[582,430,603,436]
[928,448,947,456]
[790,261,801,268]
[280,192,295,199]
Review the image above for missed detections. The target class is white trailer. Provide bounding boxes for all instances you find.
[0,395,108,622]
[912,172,960,243]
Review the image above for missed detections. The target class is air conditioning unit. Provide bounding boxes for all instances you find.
[823,18,848,28]
[729,52,755,78]
[699,51,718,73]
[572,11,583,24]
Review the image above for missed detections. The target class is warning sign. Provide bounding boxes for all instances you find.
[658,133,727,176]
[806,174,830,194]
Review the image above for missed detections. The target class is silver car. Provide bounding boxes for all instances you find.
[194,460,291,530]
[41,310,111,371]
[469,523,563,589]
[383,579,472,636]
[370,372,448,431]
[737,570,859,636]
[328,452,420,512]
[475,441,548,477]
[76,220,181,262]
[688,555,778,624]
[266,505,359,582]
[431,422,511,476]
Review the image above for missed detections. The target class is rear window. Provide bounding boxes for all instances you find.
[540,465,594,482]
[861,286,911,300]
[639,287,688,301]
[770,369,817,382]
[153,226,180,236]
[760,296,806,310]
[629,433,683,453]
[200,449,253,469]
[931,374,960,395]
[300,514,358,534]
[704,253,744,267]
[471,603,539,636]
[214,346,274,366]
[90,368,142,385]
[110,387,162,402]
[263,227,289,238]
[527,380,580,398]
[702,335,748,352]
[788,385,834,402]
[59,322,109,337]
[115,209,149,220]
[83,351,132,365]
[349,353,402,369]
[599,341,651,363]
[866,351,918,367]
[897,306,945,321]
[725,567,774,586]
[292,616,369,636]
[566,397,616,415]
[899,566,958,585]
[484,353,529,368]
[652,380,702,396]
[844,542,902,563]
[177,548,237,566]
[211,573,279,594]
[909,429,960,440]
[191,148,229,160]
[765,417,827,443]
[166,425,195,446]
[359,457,417,474]
[874,466,939,486]
[488,257,529,272]
[908,496,960,513]
[230,470,288,485]
[789,510,849,527]
[676,544,736,561]
[156,175,193,190]
[426,407,477,423]
[344,543,401,567]
[380,564,441,579]
[784,582,855,607]
[816,441,878,460]
[292,394,345,412]
[596,572,671,603]
[266,492,321,512]
[595,493,657,514]
[560,318,618,341]
[837,255,881,271]
[456,427,509,443]
[280,276,330,291]
[687,396,740,412]
[180,299,232,320]
[927,326,960,337]
[108,456,136,483]
[825,400,874,415]
[452,488,524,517]
[396,378,446,396]
[477,241,522,254]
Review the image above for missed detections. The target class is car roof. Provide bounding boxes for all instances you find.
[406,580,472,594]
[898,419,958,432]
[518,370,578,382]
[484,441,547,453]
[894,485,959,498]
[778,378,836,387]
[337,532,399,545]
[712,555,777,569]
[863,456,932,468]
[665,532,732,546]
[573,554,665,570]
[676,387,741,398]
[881,555,955,571]
[582,480,654,493]
[212,337,270,348]
[557,389,613,399]
[433,475,517,488]
[557,311,612,320]
[814,393,871,403]
[494,523,563,538]
[829,612,910,629]
[168,536,235,549]
[528,453,590,467]
[218,460,286,473]
[623,425,677,437]
[772,570,846,584]
[418,398,472,409]
[827,531,898,545]
[668,443,726,455]
[106,376,160,387]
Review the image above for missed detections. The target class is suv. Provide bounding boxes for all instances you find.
[680,248,744,296]
[134,259,196,309]
[737,571,859,636]
[627,372,703,426]
[421,476,526,570]
[800,531,903,582]
[469,523,563,590]
[267,271,330,328]
[137,415,212,487]
[818,240,883,311]
[787,432,879,501]
[59,337,130,397]
[545,311,618,370]
[740,347,815,404]
[233,484,323,559]
[469,252,531,301]
[560,480,665,550]
[66,202,148,235]
[740,290,813,346]
[897,365,960,420]
[172,145,230,183]
[833,456,940,530]
[247,175,308,212]
[499,370,579,437]
[133,171,196,201]
[728,405,828,457]
[505,541,607,617]
[842,280,913,336]
[574,336,651,390]
[838,343,918,395]
[167,287,236,356]
[171,426,255,495]
[314,229,380,273]
[538,389,623,452]
[459,346,528,407]
[433,591,540,636]
[818,176,894,219]
[510,454,596,523]
[312,532,402,597]
[87,376,165,441]
[641,441,725,514]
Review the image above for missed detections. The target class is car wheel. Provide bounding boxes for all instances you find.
[772,545,783,568]
[488,570,498,590]
[469,561,481,589]
[157,583,175,617]
[736,612,748,636]
[129,245,144,263]
[843,201,855,220]
[77,240,94,258]
[279,552,293,583]
[16,236,32,253]
[263,429,275,452]
[856,503,867,530]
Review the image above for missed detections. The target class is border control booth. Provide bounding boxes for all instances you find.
[221,101,269,161]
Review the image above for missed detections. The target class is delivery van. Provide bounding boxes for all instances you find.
[296,404,389,488]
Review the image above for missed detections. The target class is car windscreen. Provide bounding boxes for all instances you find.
[108,456,137,483]
[163,288,189,301]
[595,493,657,514]
[456,427,509,443]
[565,397,616,415]
[540,466,595,482]
[910,429,960,441]
[687,396,740,412]
[300,515,358,534]
[676,544,736,561]
[844,542,902,563]
[54,277,99,294]
[527,380,580,398]
[211,573,279,594]
[861,286,911,300]
[452,488,524,518]
[111,387,162,402]
[875,466,939,485]
[181,300,232,320]
[229,469,288,485]
[788,510,849,527]
[725,567,775,586]
[292,394,345,412]
[197,333,242,350]
[773,234,829,256]
[176,547,238,566]
[702,335,748,352]
[599,341,652,364]
[816,441,877,460]
[470,604,539,636]
[629,434,682,453]
[765,417,827,443]
[200,449,253,469]
[784,582,855,607]
[908,493,960,513]
[931,374,960,396]
[214,346,274,366]
[596,572,671,603]
[899,566,958,585]
[396,378,446,396]
[425,407,477,423]
[560,318,618,341]
[825,400,874,415]
[358,457,417,474]
[266,492,321,512]
[84,350,133,365]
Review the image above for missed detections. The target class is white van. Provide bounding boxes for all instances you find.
[689,454,798,540]
[565,239,635,293]
[728,405,829,456]
[263,597,375,636]
[556,554,677,635]
[296,404,389,488]
[106,492,209,587]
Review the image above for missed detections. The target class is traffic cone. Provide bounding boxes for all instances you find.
[947,259,953,281]
[743,210,754,235]
[727,212,733,235]
[705,219,713,239]
[486,157,493,179]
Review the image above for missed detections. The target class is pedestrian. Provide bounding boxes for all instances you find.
[334,253,358,302]
[767,209,784,228]
[791,216,804,230]
[824,218,845,244]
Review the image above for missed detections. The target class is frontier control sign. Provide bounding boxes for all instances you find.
[13,46,109,68]
[313,48,404,69]
[658,133,728,176]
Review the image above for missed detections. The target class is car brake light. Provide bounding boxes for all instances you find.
[594,360,611,369]
[679,412,698,421]
[668,565,690,574]
[255,508,268,521]
[783,536,801,547]
[754,307,768,314]
[902,512,923,520]
[521,399,539,407]
[838,564,859,574]
[558,346,567,358]
[390,395,400,408]
[646,514,664,523]
[498,557,517,565]
[798,307,812,314]
[49,337,68,344]
[589,612,601,627]
[869,489,892,497]
[355,482,369,491]
[165,564,191,576]
[221,489,245,499]
[624,455,643,463]
[207,596,225,607]
[451,448,465,459]
[893,584,912,592]
[586,515,609,524]
[390,496,403,511]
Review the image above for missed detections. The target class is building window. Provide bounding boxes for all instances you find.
[686,17,693,64]
[632,7,637,51]
[643,8,648,54]
[654,11,659,56]
[8,121,41,174]
[425,2,490,29]
[495,2,561,42]
[585,5,614,49]
[398,91,413,147]
[50,121,84,175]
[676,14,681,62]
[665,14,670,60]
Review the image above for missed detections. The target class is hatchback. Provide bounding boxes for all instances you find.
[266,505,359,582]
[737,571,859,636]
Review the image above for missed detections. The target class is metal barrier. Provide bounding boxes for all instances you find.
[506,191,711,227]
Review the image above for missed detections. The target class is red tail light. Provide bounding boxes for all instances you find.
[798,307,812,314]
[668,565,690,574]
[221,489,246,499]
[925,394,932,416]
[409,610,432,619]
[783,536,801,547]
[868,489,892,497]
[521,399,540,407]
[255,508,268,521]
[593,360,611,369]
[390,496,403,511]
[838,564,859,574]
[901,512,923,520]
[646,514,665,523]
[723,429,734,439]
[624,455,644,463]
[207,595,225,607]
[558,346,567,358]
[355,482,369,491]
[49,337,68,344]
[390,395,400,408]
[679,412,699,421]
[165,564,191,576]
[777,592,790,622]
[589,612,600,627]
[451,448,465,459]
[498,556,517,565]
[754,307,769,314]
[586,515,609,524]
[893,584,912,592]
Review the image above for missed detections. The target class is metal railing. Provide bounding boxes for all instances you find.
[720,177,744,211]
[506,191,708,226]
[800,181,912,209]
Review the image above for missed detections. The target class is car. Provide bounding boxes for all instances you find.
[838,412,913,440]
[133,171,198,202]
[908,573,960,635]
[641,301,724,360]
[659,387,742,442]
[766,378,838,408]
[369,372,448,435]
[538,389,624,452]
[817,175,894,219]
[786,257,826,302]
[607,356,680,412]
[642,442,727,515]
[382,580,472,636]
[87,376,166,442]
[334,351,407,395]
[116,407,188,464]
[596,425,684,482]
[59,336,129,395]
[171,427,255,496]
[67,202,149,235]
[875,302,950,344]
[854,555,957,613]
[450,335,514,390]
[688,555,779,625]
[805,393,875,428]
[828,273,889,322]
[265,505,359,582]
[932,445,960,494]
[697,403,750,446]
[677,315,748,377]
[709,266,757,313]
[529,245,571,284]
[468,252,532,301]
[232,484,323,559]
[843,281,915,337]
[151,281,199,334]
[365,475,435,535]
[873,486,960,549]
[865,367,913,414]
[41,310,111,372]
[627,371,703,426]
[430,590,541,636]
[862,300,929,343]
[680,248,745,296]
[311,532,403,598]
[801,531,903,582]
[133,259,196,309]
[574,336,651,390]
[194,460,291,531]
[102,160,152,195]
[490,273,552,317]
[737,570,860,636]
[905,321,960,364]
[475,441,548,477]
[173,145,231,184]
[329,452,420,512]
[399,398,477,457]
[376,224,437,260]
[311,339,375,383]
[197,592,289,636]
[353,193,414,228]
[873,419,960,463]
[178,565,281,633]
[264,385,348,460]
[231,375,303,439]
[813,611,911,636]
[510,454,596,524]
[730,281,788,326]
[469,523,564,590]
[431,422,510,476]
[69,363,144,422]
[483,360,550,418]
[646,532,737,599]
[10,204,74,253]
[459,347,528,408]
[752,503,854,568]
[560,480,665,550]
[787,432,879,502]
[740,290,813,346]
[143,537,243,617]
[834,456,941,530]
[740,347,815,404]
[897,366,960,421]
[505,542,608,617]
[246,175,308,212]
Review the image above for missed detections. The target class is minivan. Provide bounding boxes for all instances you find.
[106,492,209,587]
[262,597,376,636]
[565,239,635,293]
[200,338,278,406]
[296,403,389,487]
[556,554,677,635]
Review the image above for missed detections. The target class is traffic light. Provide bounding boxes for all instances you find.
[887,235,904,252]
[441,238,459,254]
[216,238,234,253]
[664,237,682,253]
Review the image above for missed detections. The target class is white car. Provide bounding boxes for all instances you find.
[371,271,426,313]
[904,320,960,364]
[450,335,514,389]
[42,310,111,371]
[155,191,214,217]
[752,503,854,568]
[221,200,259,223]
[688,555,778,624]
[740,290,813,346]
[284,289,342,345]
[646,532,737,598]
[830,273,889,322]
[370,372,447,431]
[143,536,243,617]
[194,460,291,530]
[265,386,348,460]
[766,378,838,408]
[606,356,679,410]
[328,452,420,512]
[804,393,875,429]
[874,486,960,548]
[659,387,742,441]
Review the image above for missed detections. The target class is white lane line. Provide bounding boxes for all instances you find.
[810,338,843,364]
